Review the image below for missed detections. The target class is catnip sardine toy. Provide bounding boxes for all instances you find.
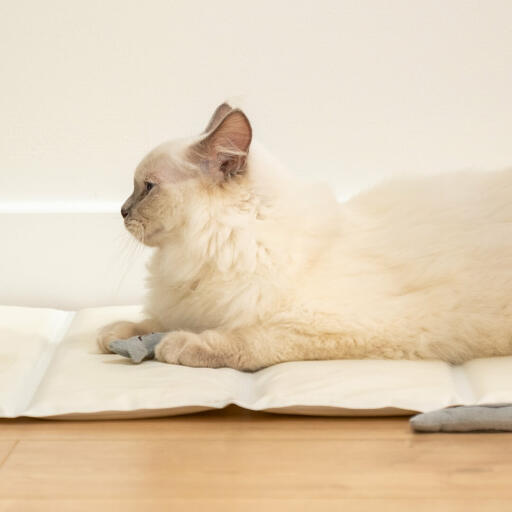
[109,333,165,363]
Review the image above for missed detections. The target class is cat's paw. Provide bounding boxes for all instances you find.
[154,330,226,368]
[96,321,140,353]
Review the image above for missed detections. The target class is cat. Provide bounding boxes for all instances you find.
[97,102,512,370]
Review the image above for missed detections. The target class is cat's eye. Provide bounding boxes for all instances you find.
[144,181,154,193]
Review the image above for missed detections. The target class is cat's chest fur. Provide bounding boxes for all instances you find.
[144,251,284,332]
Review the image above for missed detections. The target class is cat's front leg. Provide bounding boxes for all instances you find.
[97,318,161,353]
[153,321,396,371]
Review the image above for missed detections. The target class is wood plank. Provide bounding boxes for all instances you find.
[0,499,511,512]
[0,406,413,441]
[1,437,512,500]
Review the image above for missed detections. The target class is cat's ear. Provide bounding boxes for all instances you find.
[196,109,252,182]
[204,102,233,133]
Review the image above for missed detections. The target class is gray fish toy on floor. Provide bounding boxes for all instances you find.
[410,404,512,432]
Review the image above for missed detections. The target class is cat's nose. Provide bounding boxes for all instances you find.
[121,207,129,218]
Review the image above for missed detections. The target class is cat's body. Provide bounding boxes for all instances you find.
[98,103,512,369]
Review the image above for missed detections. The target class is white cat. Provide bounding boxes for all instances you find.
[98,103,512,370]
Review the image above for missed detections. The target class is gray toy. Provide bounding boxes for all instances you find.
[410,403,512,432]
[109,333,165,363]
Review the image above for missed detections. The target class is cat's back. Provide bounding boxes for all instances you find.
[346,168,512,226]
[303,168,512,313]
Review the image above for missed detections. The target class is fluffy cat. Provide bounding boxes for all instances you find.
[97,103,512,370]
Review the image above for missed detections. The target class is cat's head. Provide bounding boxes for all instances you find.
[121,103,252,247]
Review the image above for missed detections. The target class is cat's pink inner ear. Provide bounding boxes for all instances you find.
[204,102,233,133]
[198,109,252,181]
[205,110,252,157]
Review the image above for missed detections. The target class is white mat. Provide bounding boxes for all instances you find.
[2,305,512,419]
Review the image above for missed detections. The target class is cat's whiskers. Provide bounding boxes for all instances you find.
[113,220,147,297]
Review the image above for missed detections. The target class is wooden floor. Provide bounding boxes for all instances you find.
[0,406,511,511]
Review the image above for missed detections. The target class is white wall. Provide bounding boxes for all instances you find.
[1,0,512,307]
